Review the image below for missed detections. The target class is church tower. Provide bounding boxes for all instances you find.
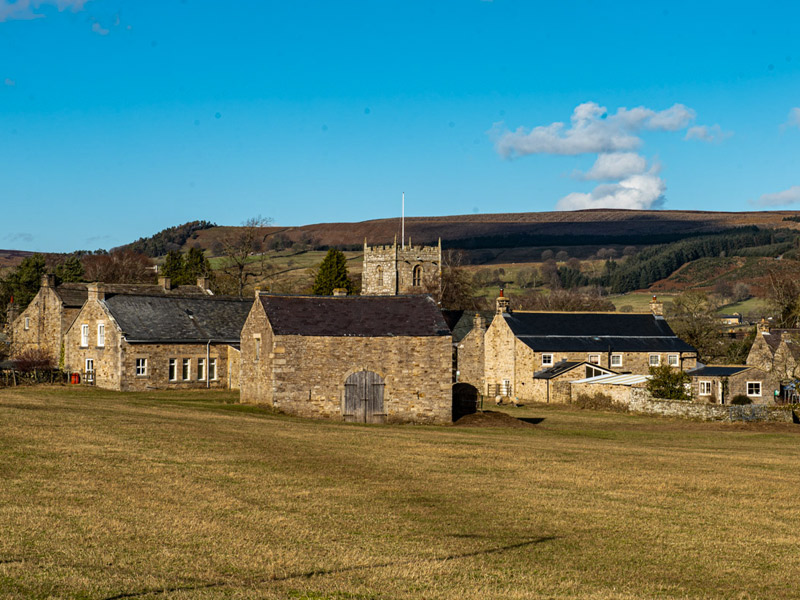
[362,238,441,296]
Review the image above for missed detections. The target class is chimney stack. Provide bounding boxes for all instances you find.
[496,288,510,314]
[41,273,55,288]
[757,318,770,335]
[87,282,105,302]
[197,277,211,293]
[159,276,171,291]
[649,295,664,317]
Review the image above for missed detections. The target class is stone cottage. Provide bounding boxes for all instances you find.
[9,274,212,364]
[239,293,453,424]
[687,364,778,404]
[484,293,697,403]
[63,284,250,391]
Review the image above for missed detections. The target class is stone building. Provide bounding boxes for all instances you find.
[361,238,441,296]
[687,365,777,405]
[483,292,697,403]
[746,322,800,381]
[9,275,212,364]
[63,284,250,391]
[239,293,453,424]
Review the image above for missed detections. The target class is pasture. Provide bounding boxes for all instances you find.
[1,387,799,599]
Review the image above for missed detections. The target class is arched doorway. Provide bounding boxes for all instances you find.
[452,383,479,422]
[344,370,386,424]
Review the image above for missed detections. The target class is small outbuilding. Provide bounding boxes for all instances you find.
[239,293,453,424]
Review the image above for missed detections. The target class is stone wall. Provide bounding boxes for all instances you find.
[64,297,122,390]
[239,300,274,405]
[627,388,794,423]
[569,381,642,406]
[11,285,64,364]
[456,321,485,390]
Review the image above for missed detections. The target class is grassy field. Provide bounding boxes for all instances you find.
[2,388,800,599]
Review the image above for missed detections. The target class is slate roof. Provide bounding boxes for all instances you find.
[448,310,494,343]
[104,295,251,343]
[258,294,452,337]
[55,282,209,308]
[502,311,696,353]
[688,365,751,378]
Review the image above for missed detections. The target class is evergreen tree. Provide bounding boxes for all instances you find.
[161,250,190,285]
[312,249,353,295]
[645,364,691,400]
[184,247,212,280]
[0,254,47,324]
[54,255,84,283]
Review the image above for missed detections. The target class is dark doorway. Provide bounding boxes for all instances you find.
[452,383,479,422]
[344,370,386,424]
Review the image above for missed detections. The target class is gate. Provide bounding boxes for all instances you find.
[452,383,479,422]
[344,370,386,424]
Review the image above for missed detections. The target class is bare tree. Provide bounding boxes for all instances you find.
[82,250,154,283]
[218,216,274,297]
[423,249,477,310]
[514,288,615,312]
[765,267,800,328]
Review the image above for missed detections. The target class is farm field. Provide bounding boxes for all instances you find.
[1,388,800,599]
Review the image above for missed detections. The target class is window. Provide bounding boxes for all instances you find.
[649,354,661,367]
[412,265,422,287]
[168,359,177,381]
[254,335,261,361]
[208,358,217,381]
[501,379,511,396]
[85,358,94,383]
[586,365,606,378]
[24,317,30,330]
[699,381,712,396]
[80,324,89,347]
[182,358,191,380]
[135,358,147,377]
[611,354,623,368]
[668,354,679,367]
[197,358,206,381]
[747,381,762,397]
[588,355,601,365]
[376,265,384,286]
[542,354,554,366]
[97,323,105,347]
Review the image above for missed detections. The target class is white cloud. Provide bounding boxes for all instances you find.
[786,107,800,129]
[753,185,800,207]
[556,172,666,211]
[493,102,696,158]
[684,124,733,143]
[91,21,107,35]
[0,0,89,23]
[576,152,647,181]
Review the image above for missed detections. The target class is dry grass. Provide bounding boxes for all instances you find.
[1,387,800,599]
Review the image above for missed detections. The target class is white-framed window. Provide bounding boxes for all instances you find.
[208,358,217,381]
[182,358,191,380]
[542,353,554,366]
[80,323,89,347]
[611,354,623,368]
[168,359,177,381]
[588,355,601,365]
[501,379,511,396]
[668,354,679,367]
[699,381,712,396]
[649,354,661,367]
[24,317,30,330]
[135,358,147,377]
[197,358,206,381]
[85,358,94,383]
[586,365,606,378]
[747,381,762,397]
[97,323,105,347]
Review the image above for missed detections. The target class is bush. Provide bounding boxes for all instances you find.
[573,392,626,412]
[12,348,55,372]
[730,394,752,405]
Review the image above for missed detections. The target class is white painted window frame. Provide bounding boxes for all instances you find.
[97,322,105,348]
[541,353,554,366]
[168,358,177,381]
[588,354,601,365]
[135,358,147,377]
[85,358,94,383]
[24,316,30,330]
[611,354,623,368]
[699,381,712,396]
[197,358,206,381]
[80,323,89,347]
[649,354,661,367]
[208,358,217,381]
[668,354,679,367]
[182,358,191,381]
[746,381,762,397]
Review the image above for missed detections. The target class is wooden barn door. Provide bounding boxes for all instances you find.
[344,371,385,424]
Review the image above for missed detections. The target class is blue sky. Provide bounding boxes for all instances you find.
[1,0,799,252]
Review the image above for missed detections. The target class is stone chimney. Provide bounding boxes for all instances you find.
[496,288,510,314]
[87,282,105,302]
[41,273,56,288]
[649,295,664,317]
[6,299,19,328]
[158,276,171,291]
[197,277,211,292]
[333,288,348,297]
[757,318,770,335]
[474,312,486,330]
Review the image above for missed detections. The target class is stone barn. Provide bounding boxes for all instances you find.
[239,293,453,424]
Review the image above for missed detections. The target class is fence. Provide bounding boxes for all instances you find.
[1,369,70,387]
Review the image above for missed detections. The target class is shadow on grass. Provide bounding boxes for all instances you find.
[102,536,559,599]
[519,417,546,425]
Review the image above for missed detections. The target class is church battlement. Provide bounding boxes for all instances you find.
[362,238,441,296]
